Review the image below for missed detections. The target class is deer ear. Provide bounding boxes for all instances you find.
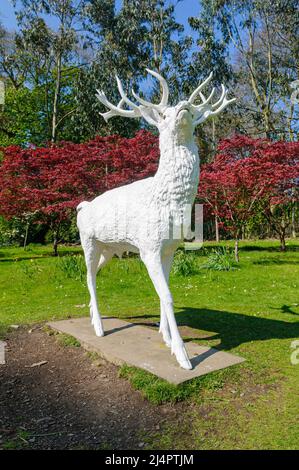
[138,106,161,127]
[152,109,162,121]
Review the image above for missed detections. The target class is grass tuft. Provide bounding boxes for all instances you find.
[201,246,236,271]
[56,333,81,348]
[172,250,198,276]
[57,254,86,281]
[118,364,232,405]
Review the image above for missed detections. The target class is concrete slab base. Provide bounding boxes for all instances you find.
[47,317,245,385]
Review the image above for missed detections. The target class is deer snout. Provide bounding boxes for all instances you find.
[177,101,195,116]
[178,101,191,112]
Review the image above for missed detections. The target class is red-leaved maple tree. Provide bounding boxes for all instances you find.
[0,130,159,254]
[199,135,299,259]
[1,131,298,258]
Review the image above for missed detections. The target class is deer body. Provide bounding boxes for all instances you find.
[77,70,235,369]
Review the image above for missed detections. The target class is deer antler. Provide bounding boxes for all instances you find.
[188,72,214,104]
[132,69,169,110]
[188,74,236,124]
[96,91,141,122]
[96,69,169,124]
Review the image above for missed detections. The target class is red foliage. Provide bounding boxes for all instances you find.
[0,130,159,224]
[199,135,299,240]
[1,130,298,252]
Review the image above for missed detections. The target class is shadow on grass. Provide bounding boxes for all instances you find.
[0,249,82,262]
[271,304,299,316]
[184,243,299,256]
[237,244,299,253]
[128,307,299,351]
[253,258,299,266]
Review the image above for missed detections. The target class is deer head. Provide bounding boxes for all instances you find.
[96,69,236,144]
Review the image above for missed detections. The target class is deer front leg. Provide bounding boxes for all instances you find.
[141,252,192,370]
[159,252,174,348]
[97,249,113,274]
[159,301,171,348]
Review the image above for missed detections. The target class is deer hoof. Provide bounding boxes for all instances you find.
[178,357,192,370]
[159,324,171,348]
[160,331,171,348]
[172,342,193,370]
[93,323,104,337]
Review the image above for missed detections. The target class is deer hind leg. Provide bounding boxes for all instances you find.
[141,252,192,370]
[81,237,104,337]
[97,249,113,273]
[159,252,174,348]
[86,250,114,331]
[160,302,171,348]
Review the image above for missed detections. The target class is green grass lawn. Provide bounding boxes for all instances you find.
[0,240,299,449]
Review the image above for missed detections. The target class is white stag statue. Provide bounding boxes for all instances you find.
[77,69,235,369]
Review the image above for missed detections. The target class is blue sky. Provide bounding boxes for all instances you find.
[0,0,207,97]
[0,0,200,36]
[0,0,18,29]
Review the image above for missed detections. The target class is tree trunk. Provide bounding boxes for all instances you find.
[234,238,239,263]
[23,221,29,249]
[51,52,62,143]
[53,235,58,257]
[291,207,296,238]
[211,119,216,157]
[279,232,286,252]
[52,224,59,257]
[288,102,295,142]
[215,214,219,242]
[291,200,297,238]
[241,225,245,240]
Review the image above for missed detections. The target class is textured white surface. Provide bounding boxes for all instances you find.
[77,70,235,370]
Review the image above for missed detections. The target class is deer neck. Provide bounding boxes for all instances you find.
[151,133,200,213]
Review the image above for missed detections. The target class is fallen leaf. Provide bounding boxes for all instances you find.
[26,361,48,368]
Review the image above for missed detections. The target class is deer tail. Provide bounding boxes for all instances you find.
[76,201,89,213]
